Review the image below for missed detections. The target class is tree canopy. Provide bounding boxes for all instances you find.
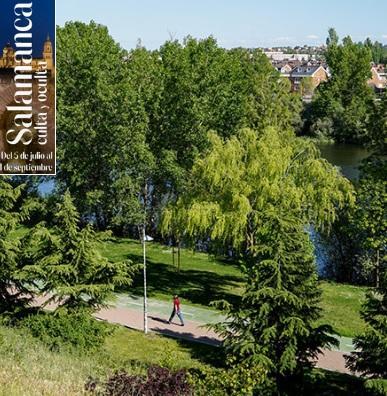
[163,128,353,248]
[0,179,31,311]
[162,127,354,390]
[57,21,154,230]
[310,32,374,143]
[57,22,301,233]
[21,192,137,311]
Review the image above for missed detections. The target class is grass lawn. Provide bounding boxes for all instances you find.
[319,282,367,338]
[0,323,217,396]
[100,237,367,338]
[13,228,367,338]
[104,326,221,370]
[99,237,245,307]
[0,321,368,396]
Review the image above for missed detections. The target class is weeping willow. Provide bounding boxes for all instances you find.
[161,127,355,390]
[162,127,354,254]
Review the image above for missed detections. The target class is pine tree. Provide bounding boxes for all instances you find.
[162,128,354,391]
[0,179,32,312]
[346,269,387,378]
[214,209,337,390]
[22,192,137,311]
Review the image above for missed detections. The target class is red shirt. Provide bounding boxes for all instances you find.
[173,297,180,311]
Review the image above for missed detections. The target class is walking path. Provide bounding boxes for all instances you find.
[33,293,355,375]
[95,293,355,375]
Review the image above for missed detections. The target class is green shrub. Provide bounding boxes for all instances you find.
[21,309,113,352]
[190,357,269,396]
[364,379,387,396]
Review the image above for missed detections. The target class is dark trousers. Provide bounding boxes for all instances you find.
[169,308,184,325]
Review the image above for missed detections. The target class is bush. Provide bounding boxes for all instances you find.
[86,366,193,396]
[21,309,112,352]
[310,117,335,141]
[364,379,387,396]
[190,357,269,396]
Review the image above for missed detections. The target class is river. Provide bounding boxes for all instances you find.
[311,142,372,275]
[317,142,371,181]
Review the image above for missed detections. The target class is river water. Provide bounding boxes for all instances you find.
[317,143,371,181]
[315,143,371,274]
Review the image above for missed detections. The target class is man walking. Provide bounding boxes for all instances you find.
[168,295,184,326]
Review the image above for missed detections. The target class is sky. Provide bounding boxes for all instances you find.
[56,0,387,50]
[0,0,55,58]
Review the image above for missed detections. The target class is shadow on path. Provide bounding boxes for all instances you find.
[149,315,169,325]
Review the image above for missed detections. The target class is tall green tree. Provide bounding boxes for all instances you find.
[346,270,387,379]
[152,39,302,221]
[326,27,339,47]
[162,128,353,390]
[345,87,387,392]
[0,179,36,312]
[155,38,301,171]
[57,21,154,230]
[310,32,374,143]
[316,160,386,287]
[368,90,387,154]
[364,38,386,64]
[353,159,387,287]
[57,27,302,234]
[316,92,386,285]
[345,177,386,391]
[22,192,136,311]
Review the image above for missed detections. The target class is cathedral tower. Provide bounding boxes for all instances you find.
[1,43,14,67]
[43,34,53,70]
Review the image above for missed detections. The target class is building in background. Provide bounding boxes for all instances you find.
[289,65,328,94]
[0,36,54,73]
[368,65,387,93]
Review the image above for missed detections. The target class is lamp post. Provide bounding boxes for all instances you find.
[142,230,154,334]
[142,223,148,334]
[141,183,154,334]
[142,182,149,335]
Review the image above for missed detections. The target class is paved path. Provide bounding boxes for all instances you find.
[33,293,355,375]
[113,294,355,351]
[98,294,355,375]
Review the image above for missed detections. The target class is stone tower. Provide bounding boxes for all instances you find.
[43,34,53,71]
[2,43,14,67]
